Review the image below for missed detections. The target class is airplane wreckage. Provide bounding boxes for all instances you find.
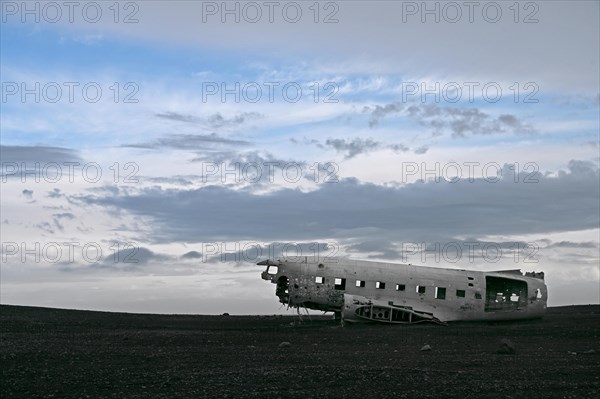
[259,258,547,324]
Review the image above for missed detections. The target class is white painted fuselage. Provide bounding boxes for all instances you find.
[260,258,547,323]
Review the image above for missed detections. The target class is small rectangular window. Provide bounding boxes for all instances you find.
[315,276,324,284]
[416,285,426,294]
[468,277,474,280]
[395,284,405,291]
[375,281,386,289]
[334,278,346,290]
[435,287,446,299]
[468,283,474,287]
[355,280,365,288]
[475,292,482,299]
[456,289,466,297]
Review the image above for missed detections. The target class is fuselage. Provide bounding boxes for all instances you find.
[260,258,547,323]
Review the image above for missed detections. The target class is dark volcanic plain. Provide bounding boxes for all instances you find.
[1,305,599,398]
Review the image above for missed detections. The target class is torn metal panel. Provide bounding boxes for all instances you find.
[343,295,446,325]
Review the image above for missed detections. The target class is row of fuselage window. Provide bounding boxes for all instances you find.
[316,276,478,300]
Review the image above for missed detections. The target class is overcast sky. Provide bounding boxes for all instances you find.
[1,1,599,314]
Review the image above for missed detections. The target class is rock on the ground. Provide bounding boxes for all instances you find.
[497,339,516,354]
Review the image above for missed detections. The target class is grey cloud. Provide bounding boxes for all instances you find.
[51,212,75,232]
[56,247,174,274]
[325,138,381,159]
[563,160,599,178]
[498,114,519,127]
[308,137,409,159]
[47,189,63,198]
[35,222,55,235]
[191,149,295,165]
[346,237,597,264]
[181,250,203,259]
[156,112,200,123]
[346,241,403,260]
[363,102,404,128]
[143,176,196,186]
[389,143,409,153]
[110,247,164,264]
[53,212,75,220]
[292,137,322,148]
[495,113,537,135]
[546,252,599,266]
[124,133,251,151]
[407,105,537,137]
[73,161,599,246]
[92,247,171,272]
[1,146,82,179]
[156,111,262,130]
[346,241,392,253]
[545,241,598,249]
[207,112,262,129]
[365,250,404,260]
[70,2,598,93]
[414,239,539,262]
[190,150,325,185]
[421,240,530,252]
[339,238,536,264]
[362,103,536,137]
[414,146,429,155]
[209,242,336,264]
[22,189,33,199]
[0,145,81,164]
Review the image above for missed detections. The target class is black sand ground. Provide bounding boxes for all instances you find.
[1,304,599,398]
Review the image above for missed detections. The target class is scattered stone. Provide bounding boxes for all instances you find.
[568,351,577,355]
[278,341,291,348]
[582,349,595,354]
[420,345,432,351]
[221,313,230,316]
[2,304,598,397]
[497,339,516,354]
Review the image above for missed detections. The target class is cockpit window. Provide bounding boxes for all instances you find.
[267,266,278,275]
